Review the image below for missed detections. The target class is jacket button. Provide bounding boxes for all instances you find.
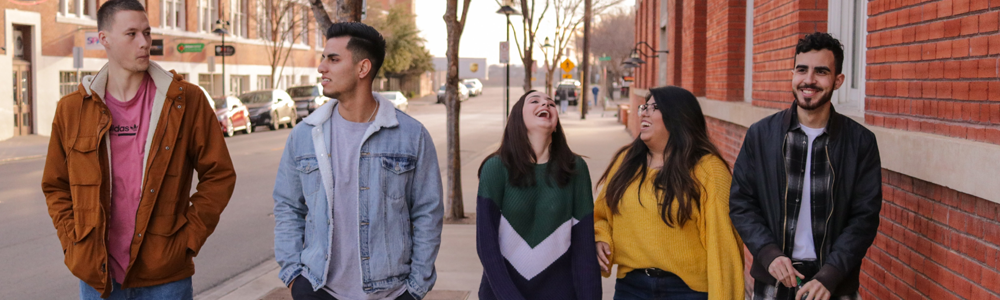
[177,105,182,108]
[179,87,184,91]
[395,166,400,171]
[150,189,155,193]
[138,233,142,237]
[165,146,170,150]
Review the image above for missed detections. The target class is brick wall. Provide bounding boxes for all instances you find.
[706,0,746,101]
[864,0,1000,145]
[681,0,708,95]
[705,116,747,167]
[667,0,684,86]
[862,169,1000,299]
[751,0,828,109]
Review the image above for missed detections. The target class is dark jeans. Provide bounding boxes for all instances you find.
[79,277,192,300]
[290,276,416,300]
[614,270,708,300]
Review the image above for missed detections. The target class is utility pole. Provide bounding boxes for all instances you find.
[580,0,592,120]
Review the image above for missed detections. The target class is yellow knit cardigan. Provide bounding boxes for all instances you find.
[594,153,745,299]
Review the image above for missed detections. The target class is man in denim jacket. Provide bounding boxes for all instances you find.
[273,22,443,300]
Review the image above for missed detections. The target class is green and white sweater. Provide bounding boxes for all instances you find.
[476,155,601,300]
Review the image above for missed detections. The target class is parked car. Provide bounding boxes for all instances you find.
[239,89,297,130]
[461,78,483,96]
[286,84,330,119]
[378,91,409,112]
[214,96,252,137]
[555,83,581,106]
[436,84,470,103]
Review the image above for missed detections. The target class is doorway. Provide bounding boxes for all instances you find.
[12,25,34,136]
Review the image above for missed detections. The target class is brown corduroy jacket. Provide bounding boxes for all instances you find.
[41,61,236,297]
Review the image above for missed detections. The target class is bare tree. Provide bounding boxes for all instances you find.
[443,0,472,220]
[581,8,634,97]
[496,0,549,92]
[308,0,363,36]
[255,0,307,89]
[540,0,622,95]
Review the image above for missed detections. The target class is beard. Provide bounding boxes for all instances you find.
[793,85,832,111]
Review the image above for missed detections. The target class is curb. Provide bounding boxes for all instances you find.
[195,258,281,300]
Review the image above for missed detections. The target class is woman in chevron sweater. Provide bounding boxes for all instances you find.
[476,90,602,300]
[594,86,745,300]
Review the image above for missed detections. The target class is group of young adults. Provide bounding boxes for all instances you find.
[42,1,882,300]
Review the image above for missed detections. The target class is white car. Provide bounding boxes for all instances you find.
[378,91,409,112]
[436,84,470,103]
[461,78,483,96]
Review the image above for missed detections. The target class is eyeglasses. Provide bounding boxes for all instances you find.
[638,103,658,113]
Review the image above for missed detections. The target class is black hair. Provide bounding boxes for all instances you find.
[795,32,845,75]
[97,0,146,31]
[326,22,387,80]
[597,86,728,228]
[479,90,577,188]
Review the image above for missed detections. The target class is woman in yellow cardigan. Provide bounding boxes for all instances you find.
[595,86,744,300]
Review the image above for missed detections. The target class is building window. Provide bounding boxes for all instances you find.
[828,0,867,116]
[231,75,250,96]
[231,0,248,38]
[162,0,186,30]
[60,71,79,96]
[199,74,225,97]
[316,24,324,49]
[301,75,310,85]
[258,75,273,90]
[60,0,97,18]
[199,0,218,33]
[300,7,310,45]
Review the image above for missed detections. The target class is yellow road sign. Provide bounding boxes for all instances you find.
[562,74,573,79]
[560,59,575,73]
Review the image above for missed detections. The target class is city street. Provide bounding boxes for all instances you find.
[0,87,513,298]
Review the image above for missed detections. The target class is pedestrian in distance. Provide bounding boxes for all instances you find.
[595,86,745,300]
[41,0,237,299]
[273,22,443,300]
[729,32,883,300]
[476,90,602,300]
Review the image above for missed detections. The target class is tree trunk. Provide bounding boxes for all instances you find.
[309,0,334,36]
[443,0,471,221]
[545,67,554,96]
[522,56,534,93]
[580,0,592,119]
[335,0,363,22]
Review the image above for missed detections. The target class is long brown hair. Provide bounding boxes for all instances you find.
[479,90,577,187]
[597,86,728,227]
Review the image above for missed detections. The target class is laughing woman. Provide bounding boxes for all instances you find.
[594,86,745,300]
[476,91,601,300]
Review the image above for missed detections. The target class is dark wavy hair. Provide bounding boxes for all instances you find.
[479,91,577,187]
[795,32,845,75]
[326,22,387,80]
[597,86,728,228]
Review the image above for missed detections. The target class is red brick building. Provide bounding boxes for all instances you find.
[629,0,1000,299]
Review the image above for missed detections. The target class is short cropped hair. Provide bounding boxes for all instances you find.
[97,0,147,31]
[794,32,845,76]
[326,22,387,80]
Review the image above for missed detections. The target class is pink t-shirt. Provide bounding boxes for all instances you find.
[104,73,156,283]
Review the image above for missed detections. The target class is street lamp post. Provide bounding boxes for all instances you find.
[541,37,553,95]
[497,2,520,124]
[213,20,230,95]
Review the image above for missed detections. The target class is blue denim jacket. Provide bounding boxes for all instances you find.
[273,93,443,299]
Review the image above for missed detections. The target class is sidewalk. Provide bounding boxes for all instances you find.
[199,109,635,300]
[0,135,49,163]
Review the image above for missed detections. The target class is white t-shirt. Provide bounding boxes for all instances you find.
[792,124,825,261]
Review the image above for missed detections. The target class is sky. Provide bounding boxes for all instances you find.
[413,0,633,67]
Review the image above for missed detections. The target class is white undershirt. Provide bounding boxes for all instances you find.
[792,124,825,261]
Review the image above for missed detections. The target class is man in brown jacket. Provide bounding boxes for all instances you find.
[41,0,236,299]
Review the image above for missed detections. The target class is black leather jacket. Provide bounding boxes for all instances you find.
[729,103,883,296]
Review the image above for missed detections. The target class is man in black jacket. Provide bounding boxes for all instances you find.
[729,32,882,300]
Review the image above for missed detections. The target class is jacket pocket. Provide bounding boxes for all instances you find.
[68,137,103,212]
[65,224,103,284]
[136,214,190,279]
[379,155,416,200]
[295,155,321,197]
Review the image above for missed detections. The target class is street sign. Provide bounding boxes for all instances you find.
[562,73,573,79]
[598,55,612,61]
[560,59,575,73]
[470,63,479,73]
[215,45,235,56]
[177,43,204,53]
[85,32,104,50]
[623,76,634,82]
[151,39,164,56]
[499,42,509,64]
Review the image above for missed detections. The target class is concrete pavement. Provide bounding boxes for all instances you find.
[203,108,635,300]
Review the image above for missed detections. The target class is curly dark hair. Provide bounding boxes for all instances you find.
[795,32,845,75]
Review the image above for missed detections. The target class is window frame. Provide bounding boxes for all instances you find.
[161,0,187,31]
[827,0,867,117]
